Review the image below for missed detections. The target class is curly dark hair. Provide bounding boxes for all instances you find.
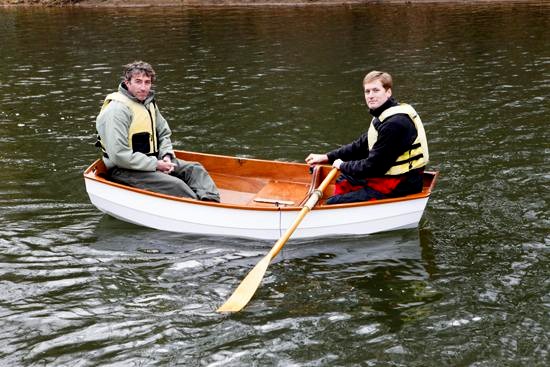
[122,61,156,82]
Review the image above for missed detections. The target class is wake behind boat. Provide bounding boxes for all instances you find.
[83,150,438,240]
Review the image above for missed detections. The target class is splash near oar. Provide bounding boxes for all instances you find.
[217,167,339,313]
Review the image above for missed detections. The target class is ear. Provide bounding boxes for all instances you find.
[386,87,392,97]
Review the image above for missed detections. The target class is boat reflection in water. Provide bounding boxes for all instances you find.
[261,230,440,324]
[91,205,439,329]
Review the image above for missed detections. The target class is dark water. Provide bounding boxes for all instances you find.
[1,3,548,366]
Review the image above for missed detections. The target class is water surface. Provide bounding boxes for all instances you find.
[0,3,548,366]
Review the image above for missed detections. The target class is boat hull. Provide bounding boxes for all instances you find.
[84,151,437,240]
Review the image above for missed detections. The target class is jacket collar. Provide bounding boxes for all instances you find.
[369,97,398,118]
[118,82,155,105]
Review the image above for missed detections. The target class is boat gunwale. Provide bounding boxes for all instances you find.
[83,150,438,212]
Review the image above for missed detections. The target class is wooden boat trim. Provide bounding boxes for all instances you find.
[83,150,438,212]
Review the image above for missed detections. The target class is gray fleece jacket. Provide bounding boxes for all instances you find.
[96,83,175,171]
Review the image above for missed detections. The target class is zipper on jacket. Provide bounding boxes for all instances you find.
[146,105,157,154]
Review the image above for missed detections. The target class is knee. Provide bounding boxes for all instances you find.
[188,161,210,176]
[177,160,204,171]
[190,161,206,170]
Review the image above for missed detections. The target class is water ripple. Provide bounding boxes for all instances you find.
[1,3,549,366]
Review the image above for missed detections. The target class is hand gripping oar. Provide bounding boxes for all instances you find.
[217,167,339,313]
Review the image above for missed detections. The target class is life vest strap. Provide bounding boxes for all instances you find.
[102,151,158,159]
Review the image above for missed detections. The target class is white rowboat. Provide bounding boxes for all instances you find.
[84,150,438,240]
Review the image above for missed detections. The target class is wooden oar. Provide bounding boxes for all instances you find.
[217,167,339,313]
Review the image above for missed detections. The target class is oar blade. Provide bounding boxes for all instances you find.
[217,255,272,313]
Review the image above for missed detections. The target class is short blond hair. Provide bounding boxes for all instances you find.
[363,71,392,90]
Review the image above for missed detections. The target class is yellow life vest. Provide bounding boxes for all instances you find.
[97,91,158,156]
[367,103,429,176]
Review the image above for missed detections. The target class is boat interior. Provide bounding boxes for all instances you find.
[208,165,325,207]
[179,150,341,207]
[85,150,437,209]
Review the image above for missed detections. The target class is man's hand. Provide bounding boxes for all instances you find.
[332,159,343,169]
[157,157,175,174]
[305,153,329,166]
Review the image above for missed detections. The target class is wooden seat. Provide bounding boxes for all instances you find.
[249,180,310,207]
[218,189,255,205]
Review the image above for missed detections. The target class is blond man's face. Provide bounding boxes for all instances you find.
[363,80,392,110]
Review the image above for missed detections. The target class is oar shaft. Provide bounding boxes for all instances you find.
[268,168,338,259]
[268,205,311,259]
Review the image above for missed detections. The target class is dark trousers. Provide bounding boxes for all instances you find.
[326,170,423,205]
[109,159,220,202]
[326,174,387,204]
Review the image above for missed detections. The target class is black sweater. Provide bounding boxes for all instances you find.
[327,97,418,178]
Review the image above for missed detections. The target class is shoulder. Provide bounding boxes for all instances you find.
[384,111,414,126]
[105,99,132,113]
[379,114,415,135]
[99,100,133,123]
